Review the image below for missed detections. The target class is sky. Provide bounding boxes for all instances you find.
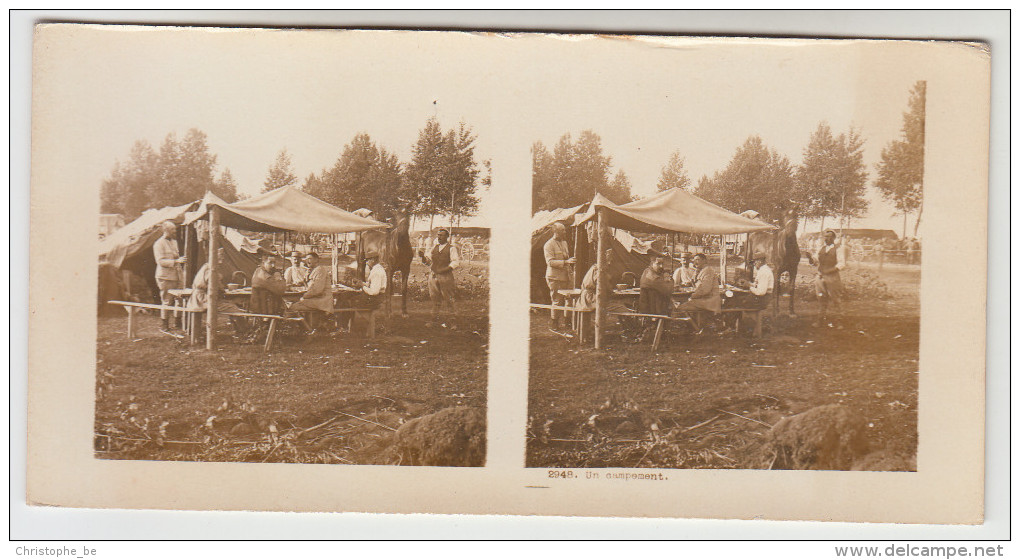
[36,27,928,233]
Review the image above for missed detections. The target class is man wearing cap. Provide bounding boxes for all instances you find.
[638,254,674,316]
[250,252,287,315]
[675,253,721,332]
[153,220,187,333]
[672,252,696,287]
[421,228,460,324]
[543,222,575,329]
[288,252,334,332]
[807,229,846,327]
[284,251,309,289]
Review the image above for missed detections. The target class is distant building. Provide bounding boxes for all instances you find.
[98,214,125,239]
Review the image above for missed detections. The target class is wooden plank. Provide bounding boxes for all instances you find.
[264,318,278,352]
[651,317,665,352]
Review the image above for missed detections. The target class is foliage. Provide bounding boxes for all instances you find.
[403,118,483,223]
[211,168,239,203]
[262,148,298,193]
[795,122,870,224]
[532,130,632,212]
[304,133,403,214]
[695,135,796,221]
[657,150,693,192]
[875,81,926,236]
[100,128,220,218]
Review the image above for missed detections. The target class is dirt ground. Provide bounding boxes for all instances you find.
[95,260,488,466]
[527,260,919,471]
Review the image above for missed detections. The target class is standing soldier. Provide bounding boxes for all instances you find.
[153,220,186,333]
[543,222,575,329]
[808,229,846,327]
[420,228,460,327]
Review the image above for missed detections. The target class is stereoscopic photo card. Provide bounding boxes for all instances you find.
[27,24,989,523]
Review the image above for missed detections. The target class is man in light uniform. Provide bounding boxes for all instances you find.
[675,253,721,332]
[153,221,186,332]
[287,252,334,333]
[543,222,575,329]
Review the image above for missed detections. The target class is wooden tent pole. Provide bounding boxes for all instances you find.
[720,234,727,286]
[594,208,609,350]
[572,221,581,289]
[206,205,220,350]
[332,233,339,281]
[183,223,192,287]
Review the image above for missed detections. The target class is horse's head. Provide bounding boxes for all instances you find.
[391,209,410,232]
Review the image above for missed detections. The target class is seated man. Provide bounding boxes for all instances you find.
[250,252,287,315]
[638,254,674,316]
[346,250,387,308]
[283,251,309,289]
[672,252,696,287]
[189,248,247,339]
[287,252,334,333]
[675,253,721,332]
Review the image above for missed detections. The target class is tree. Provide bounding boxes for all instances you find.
[403,118,447,222]
[211,168,239,202]
[309,133,403,214]
[795,122,869,229]
[100,140,159,218]
[531,141,555,213]
[696,135,796,221]
[604,170,634,205]
[443,122,482,223]
[875,80,926,237]
[404,118,484,225]
[657,150,692,192]
[531,130,630,212]
[263,148,298,193]
[100,128,219,218]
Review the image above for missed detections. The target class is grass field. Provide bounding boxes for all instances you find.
[527,260,919,470]
[95,260,488,465]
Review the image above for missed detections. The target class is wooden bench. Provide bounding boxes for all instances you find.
[530,303,594,343]
[609,311,692,351]
[107,301,202,339]
[718,307,766,338]
[330,308,376,339]
[220,311,304,351]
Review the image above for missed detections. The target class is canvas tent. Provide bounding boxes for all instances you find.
[531,196,650,304]
[184,186,388,233]
[97,202,270,311]
[184,186,389,349]
[573,188,776,349]
[574,187,776,235]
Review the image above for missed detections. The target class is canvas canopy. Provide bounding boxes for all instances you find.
[99,202,197,268]
[185,186,389,234]
[530,197,650,304]
[575,188,776,235]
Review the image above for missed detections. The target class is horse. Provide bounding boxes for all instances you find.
[747,205,802,317]
[357,209,414,318]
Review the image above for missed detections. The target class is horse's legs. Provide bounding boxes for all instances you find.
[788,264,798,317]
[399,268,409,317]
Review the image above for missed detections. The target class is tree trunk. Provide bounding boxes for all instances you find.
[912,199,923,238]
[902,212,908,240]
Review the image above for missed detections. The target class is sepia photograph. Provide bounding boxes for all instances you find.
[527,43,928,471]
[25,19,992,524]
[82,26,491,467]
